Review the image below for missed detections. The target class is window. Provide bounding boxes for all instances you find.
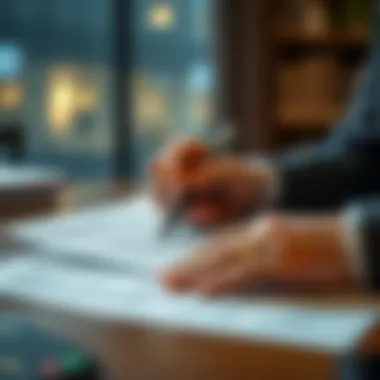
[0,0,217,180]
[45,66,108,153]
[0,42,25,161]
[0,43,24,122]
[130,0,216,175]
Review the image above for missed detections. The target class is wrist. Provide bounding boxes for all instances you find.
[247,160,280,207]
[324,215,361,286]
[283,215,360,288]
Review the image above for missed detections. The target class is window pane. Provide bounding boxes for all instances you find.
[0,0,115,179]
[0,0,216,179]
[0,41,25,161]
[130,0,216,176]
[26,63,114,179]
[0,43,24,121]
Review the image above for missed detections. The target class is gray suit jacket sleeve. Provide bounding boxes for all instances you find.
[274,7,380,289]
[275,72,380,289]
[346,198,380,291]
[275,63,380,211]
[276,2,380,210]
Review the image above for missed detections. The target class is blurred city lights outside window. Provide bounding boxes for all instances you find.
[35,63,114,179]
[47,68,99,136]
[0,84,23,110]
[0,43,24,81]
[47,68,77,134]
[45,65,109,154]
[148,3,176,31]
[131,0,215,175]
[0,43,24,120]
[0,0,215,179]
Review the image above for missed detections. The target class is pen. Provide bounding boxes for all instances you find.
[160,124,234,238]
[159,190,199,237]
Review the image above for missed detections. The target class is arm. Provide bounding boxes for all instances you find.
[345,197,380,291]
[275,63,380,211]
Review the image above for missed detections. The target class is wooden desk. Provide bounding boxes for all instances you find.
[8,294,379,380]
[3,183,380,380]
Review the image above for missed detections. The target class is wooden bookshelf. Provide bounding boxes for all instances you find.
[277,107,343,132]
[222,0,373,152]
[276,31,369,49]
[277,118,338,132]
[271,0,374,149]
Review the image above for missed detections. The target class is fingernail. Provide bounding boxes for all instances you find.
[159,272,190,292]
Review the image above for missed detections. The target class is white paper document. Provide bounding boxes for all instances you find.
[8,196,203,274]
[0,255,377,353]
[0,164,64,189]
[4,195,379,353]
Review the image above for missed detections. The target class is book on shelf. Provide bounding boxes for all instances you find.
[278,0,372,38]
[277,0,329,36]
[277,56,344,127]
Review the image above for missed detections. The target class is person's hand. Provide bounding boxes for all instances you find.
[150,139,274,227]
[159,215,358,296]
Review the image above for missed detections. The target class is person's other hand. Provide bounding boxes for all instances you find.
[150,139,274,227]
[159,215,357,296]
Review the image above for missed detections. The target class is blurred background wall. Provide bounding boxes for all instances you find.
[0,0,374,179]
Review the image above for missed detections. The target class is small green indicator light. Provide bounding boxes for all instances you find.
[61,351,89,373]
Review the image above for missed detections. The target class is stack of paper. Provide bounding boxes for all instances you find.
[0,255,377,353]
[0,164,64,190]
[8,196,203,274]
[2,195,378,352]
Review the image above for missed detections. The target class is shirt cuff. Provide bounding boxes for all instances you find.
[342,206,367,284]
[248,158,281,207]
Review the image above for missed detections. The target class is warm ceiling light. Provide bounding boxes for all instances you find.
[148,4,176,31]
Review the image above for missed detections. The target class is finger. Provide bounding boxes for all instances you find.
[186,202,225,227]
[185,159,245,208]
[194,251,263,297]
[181,164,233,226]
[161,139,210,174]
[187,203,241,228]
[150,159,174,207]
[159,239,240,292]
[179,159,228,194]
[176,141,210,173]
[193,225,278,297]
[160,252,227,292]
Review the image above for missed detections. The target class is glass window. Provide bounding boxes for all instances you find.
[0,42,25,161]
[0,0,216,179]
[12,0,115,179]
[130,0,216,176]
[26,63,114,180]
[45,66,110,156]
[0,42,24,121]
